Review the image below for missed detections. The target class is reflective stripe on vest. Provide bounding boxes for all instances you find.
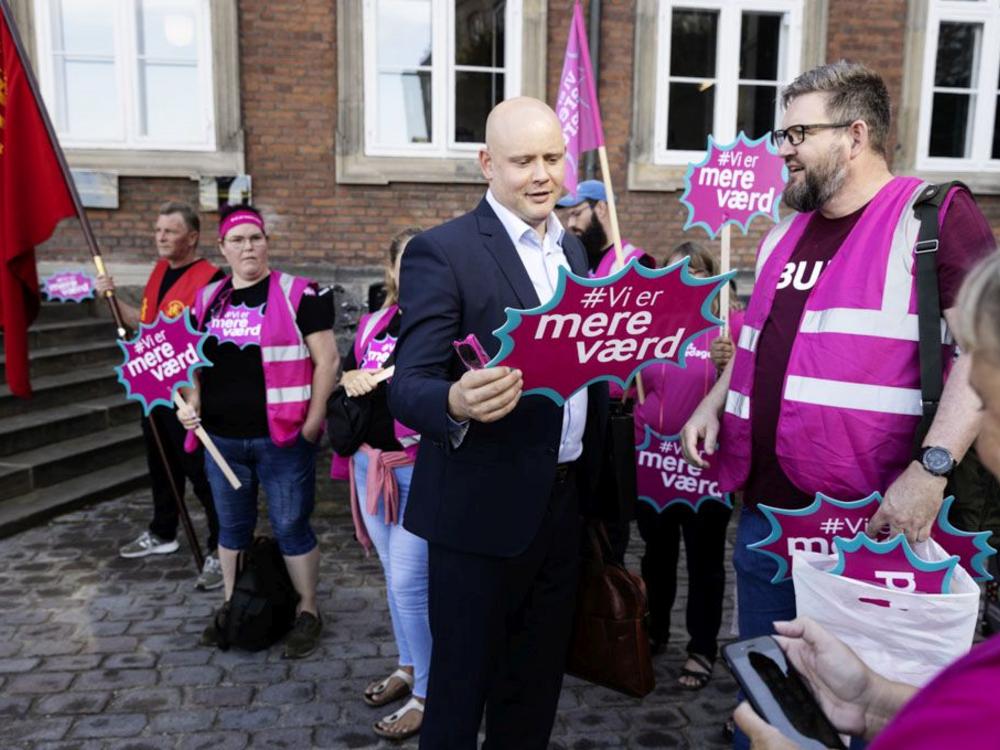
[266,385,312,403]
[738,325,761,353]
[262,344,310,363]
[725,390,750,419]
[784,375,922,417]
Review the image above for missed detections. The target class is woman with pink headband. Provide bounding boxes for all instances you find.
[177,204,339,659]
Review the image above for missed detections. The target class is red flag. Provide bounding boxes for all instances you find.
[0,6,76,397]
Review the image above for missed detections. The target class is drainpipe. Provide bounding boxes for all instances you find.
[584,0,601,180]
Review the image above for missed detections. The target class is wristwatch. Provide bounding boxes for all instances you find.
[917,446,957,478]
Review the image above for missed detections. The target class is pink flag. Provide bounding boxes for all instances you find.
[556,0,605,197]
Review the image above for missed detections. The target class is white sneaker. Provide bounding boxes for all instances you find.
[196,554,224,591]
[119,531,180,559]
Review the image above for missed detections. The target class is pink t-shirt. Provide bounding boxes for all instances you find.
[636,311,745,438]
[868,634,1000,750]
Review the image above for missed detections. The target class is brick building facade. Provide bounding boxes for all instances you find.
[19,0,1000,288]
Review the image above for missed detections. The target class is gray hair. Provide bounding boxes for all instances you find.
[781,61,891,157]
[159,201,200,234]
[956,253,1000,357]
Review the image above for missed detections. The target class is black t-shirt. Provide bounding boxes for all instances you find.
[158,260,224,306]
[343,309,403,451]
[198,275,334,438]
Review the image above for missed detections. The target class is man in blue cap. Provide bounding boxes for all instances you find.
[557,179,654,276]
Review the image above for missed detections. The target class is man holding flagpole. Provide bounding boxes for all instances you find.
[389,96,608,749]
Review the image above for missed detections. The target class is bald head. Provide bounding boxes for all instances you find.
[480,97,567,233]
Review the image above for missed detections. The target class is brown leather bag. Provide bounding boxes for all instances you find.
[566,521,655,698]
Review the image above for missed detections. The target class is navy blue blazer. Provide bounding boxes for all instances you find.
[388,199,609,558]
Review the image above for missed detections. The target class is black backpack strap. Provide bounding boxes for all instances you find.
[912,180,966,443]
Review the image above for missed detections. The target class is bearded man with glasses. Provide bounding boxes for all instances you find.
[681,62,996,748]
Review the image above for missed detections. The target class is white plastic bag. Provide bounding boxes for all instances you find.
[792,538,980,687]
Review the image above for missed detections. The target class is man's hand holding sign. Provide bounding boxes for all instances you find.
[487,259,732,405]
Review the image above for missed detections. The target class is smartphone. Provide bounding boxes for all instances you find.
[723,636,848,750]
[452,333,490,371]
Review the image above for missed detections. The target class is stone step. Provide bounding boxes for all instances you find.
[0,394,139,458]
[0,422,144,502]
[0,340,122,380]
[28,318,117,349]
[0,455,149,540]
[0,366,122,418]
[36,299,98,324]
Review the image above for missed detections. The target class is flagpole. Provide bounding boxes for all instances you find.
[0,0,205,573]
[720,224,731,337]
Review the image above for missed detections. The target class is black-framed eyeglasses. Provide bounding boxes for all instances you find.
[771,122,855,148]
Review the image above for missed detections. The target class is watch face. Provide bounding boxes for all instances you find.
[923,447,953,474]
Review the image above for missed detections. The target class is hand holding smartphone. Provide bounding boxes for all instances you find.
[723,636,847,750]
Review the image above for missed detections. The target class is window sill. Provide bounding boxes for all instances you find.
[336,152,487,185]
[909,168,1000,195]
[65,147,245,179]
[627,161,687,192]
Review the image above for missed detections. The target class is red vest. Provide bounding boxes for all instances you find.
[140,258,219,323]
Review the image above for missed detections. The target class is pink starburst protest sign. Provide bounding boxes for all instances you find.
[830,534,960,595]
[489,259,732,405]
[115,313,210,413]
[750,492,996,584]
[206,303,264,349]
[635,425,731,513]
[41,271,96,303]
[680,132,788,239]
[115,313,241,489]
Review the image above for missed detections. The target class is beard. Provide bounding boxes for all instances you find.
[782,145,848,213]
[578,213,609,270]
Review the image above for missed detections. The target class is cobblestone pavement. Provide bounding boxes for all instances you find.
[0,476,739,749]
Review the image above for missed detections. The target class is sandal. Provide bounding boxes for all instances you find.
[373,696,424,741]
[678,652,714,691]
[363,668,413,707]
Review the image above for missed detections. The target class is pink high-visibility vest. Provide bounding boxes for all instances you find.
[717,176,958,500]
[192,270,317,448]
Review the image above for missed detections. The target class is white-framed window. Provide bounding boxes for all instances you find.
[33,0,216,151]
[652,0,803,166]
[362,0,522,158]
[916,0,1000,174]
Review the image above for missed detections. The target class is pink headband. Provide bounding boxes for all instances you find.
[219,210,265,239]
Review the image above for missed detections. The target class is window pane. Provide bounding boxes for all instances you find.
[670,10,717,79]
[738,85,777,139]
[455,0,505,68]
[934,22,980,88]
[377,71,432,145]
[377,0,433,68]
[139,0,198,60]
[929,92,973,158]
[63,60,120,139]
[58,0,115,55]
[140,63,202,142]
[992,94,999,159]
[740,13,781,81]
[667,83,714,150]
[455,71,503,142]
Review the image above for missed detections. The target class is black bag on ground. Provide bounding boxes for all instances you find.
[326,385,372,457]
[219,537,299,652]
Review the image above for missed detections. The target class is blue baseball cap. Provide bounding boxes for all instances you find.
[556,180,607,208]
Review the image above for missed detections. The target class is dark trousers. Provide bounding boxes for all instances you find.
[142,408,219,553]
[420,474,581,750]
[635,499,731,659]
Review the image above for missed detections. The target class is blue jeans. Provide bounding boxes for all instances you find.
[205,433,318,556]
[731,506,797,750]
[354,451,432,698]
